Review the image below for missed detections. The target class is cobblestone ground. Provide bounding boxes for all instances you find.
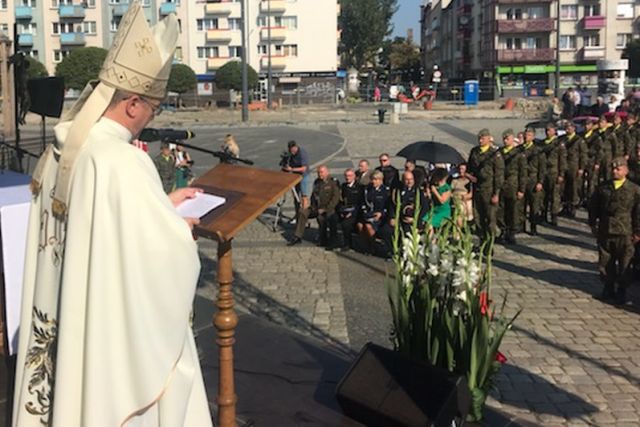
[195,120,640,426]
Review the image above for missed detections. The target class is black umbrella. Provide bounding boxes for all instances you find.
[397,141,465,165]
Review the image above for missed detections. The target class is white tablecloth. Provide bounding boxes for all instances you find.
[0,169,31,355]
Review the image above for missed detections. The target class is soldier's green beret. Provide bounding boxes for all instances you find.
[477,128,491,138]
[566,121,576,129]
[525,127,535,133]
[611,157,627,169]
[546,122,557,129]
[502,128,514,139]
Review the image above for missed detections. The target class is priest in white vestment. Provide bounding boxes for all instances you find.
[12,2,213,426]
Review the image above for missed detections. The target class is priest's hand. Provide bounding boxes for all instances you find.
[169,187,203,208]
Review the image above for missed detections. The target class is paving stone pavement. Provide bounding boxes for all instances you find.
[194,120,640,426]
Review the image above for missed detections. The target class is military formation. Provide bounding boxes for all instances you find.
[468,112,640,306]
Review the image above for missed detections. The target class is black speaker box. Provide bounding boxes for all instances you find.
[336,343,471,427]
[27,77,65,118]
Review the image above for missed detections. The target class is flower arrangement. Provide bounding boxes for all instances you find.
[387,200,521,422]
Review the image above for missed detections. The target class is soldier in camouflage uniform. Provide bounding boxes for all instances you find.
[583,118,603,203]
[589,157,640,306]
[467,128,505,244]
[561,122,587,218]
[597,115,619,182]
[153,141,176,194]
[627,114,640,184]
[521,127,546,235]
[539,123,567,226]
[612,113,632,159]
[497,129,526,244]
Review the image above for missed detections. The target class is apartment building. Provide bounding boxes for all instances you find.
[0,0,339,97]
[421,0,640,98]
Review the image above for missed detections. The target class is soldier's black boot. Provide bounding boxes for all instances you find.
[530,222,538,236]
[506,230,517,245]
[600,285,615,301]
[615,287,631,306]
[550,215,558,226]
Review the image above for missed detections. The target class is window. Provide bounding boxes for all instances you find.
[560,5,577,19]
[53,0,71,6]
[84,0,97,7]
[282,44,297,56]
[525,37,540,49]
[82,21,96,34]
[0,23,8,33]
[257,44,267,55]
[616,33,632,48]
[229,46,242,57]
[584,4,600,17]
[52,22,75,34]
[29,50,39,59]
[228,18,241,30]
[197,18,218,31]
[257,16,268,27]
[0,0,7,9]
[177,19,182,33]
[559,35,576,49]
[19,0,37,6]
[19,23,37,35]
[174,47,182,62]
[506,8,522,20]
[110,18,120,31]
[526,6,543,19]
[616,3,633,18]
[53,49,70,63]
[197,46,219,58]
[583,34,600,47]
[506,38,522,50]
[274,16,297,29]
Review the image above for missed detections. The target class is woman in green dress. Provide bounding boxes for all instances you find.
[424,167,452,229]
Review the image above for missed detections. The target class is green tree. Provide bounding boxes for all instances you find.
[622,39,640,79]
[339,0,398,70]
[387,37,422,82]
[26,56,49,79]
[167,63,197,107]
[55,47,107,90]
[215,60,258,91]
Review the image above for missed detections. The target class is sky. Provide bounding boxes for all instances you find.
[391,0,422,40]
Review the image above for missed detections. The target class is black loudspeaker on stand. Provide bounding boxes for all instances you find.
[336,343,471,427]
[27,77,65,152]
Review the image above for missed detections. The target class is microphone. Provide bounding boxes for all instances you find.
[138,128,196,142]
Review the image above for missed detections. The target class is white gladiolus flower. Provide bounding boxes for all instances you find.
[427,263,439,276]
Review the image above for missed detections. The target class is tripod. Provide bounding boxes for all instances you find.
[273,185,300,232]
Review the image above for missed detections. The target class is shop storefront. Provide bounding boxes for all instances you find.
[496,64,598,98]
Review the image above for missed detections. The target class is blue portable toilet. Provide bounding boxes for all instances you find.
[464,80,479,106]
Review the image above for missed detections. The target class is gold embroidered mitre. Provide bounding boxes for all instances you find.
[45,1,178,218]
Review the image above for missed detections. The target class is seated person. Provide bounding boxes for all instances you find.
[356,171,390,255]
[337,168,362,251]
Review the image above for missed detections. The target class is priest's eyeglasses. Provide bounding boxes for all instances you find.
[140,97,163,117]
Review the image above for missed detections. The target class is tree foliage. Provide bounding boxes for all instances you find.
[167,63,197,94]
[26,57,49,79]
[387,37,422,83]
[55,47,107,90]
[622,39,640,79]
[215,60,258,91]
[339,0,398,71]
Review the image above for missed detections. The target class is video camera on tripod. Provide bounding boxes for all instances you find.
[279,151,293,169]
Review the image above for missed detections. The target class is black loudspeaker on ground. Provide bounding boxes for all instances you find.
[27,77,65,118]
[336,343,471,427]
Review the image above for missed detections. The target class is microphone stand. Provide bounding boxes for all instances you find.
[159,140,254,166]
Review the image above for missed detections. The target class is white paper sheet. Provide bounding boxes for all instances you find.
[176,192,226,218]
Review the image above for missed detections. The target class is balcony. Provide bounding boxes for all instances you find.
[60,32,86,46]
[207,57,236,70]
[59,5,85,19]
[206,29,232,42]
[260,27,286,40]
[112,4,129,17]
[15,6,32,20]
[582,16,606,30]
[17,33,33,47]
[205,1,232,15]
[159,2,176,15]
[496,18,554,33]
[496,48,555,62]
[580,47,605,60]
[259,0,286,13]
[261,55,286,69]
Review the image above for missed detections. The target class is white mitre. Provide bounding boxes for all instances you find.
[33,0,178,218]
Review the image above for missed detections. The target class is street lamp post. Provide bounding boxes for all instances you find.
[555,0,561,97]
[267,0,273,109]
[241,0,248,122]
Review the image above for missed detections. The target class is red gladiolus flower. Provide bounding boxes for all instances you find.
[496,351,507,364]
[479,291,489,316]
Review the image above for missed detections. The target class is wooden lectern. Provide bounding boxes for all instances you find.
[192,163,301,427]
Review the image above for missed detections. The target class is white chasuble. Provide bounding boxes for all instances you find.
[13,118,213,427]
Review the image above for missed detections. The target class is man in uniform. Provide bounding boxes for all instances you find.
[12,3,213,425]
[467,128,504,244]
[539,122,567,226]
[154,141,176,193]
[338,168,362,251]
[356,159,371,186]
[497,129,526,244]
[521,127,546,235]
[598,115,618,182]
[288,165,341,249]
[589,157,640,306]
[561,121,587,218]
[612,112,632,158]
[382,170,428,249]
[627,114,640,183]
[376,153,400,189]
[583,118,603,202]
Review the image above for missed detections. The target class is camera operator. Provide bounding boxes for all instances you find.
[338,168,363,251]
[288,165,341,249]
[282,140,311,217]
[357,171,390,255]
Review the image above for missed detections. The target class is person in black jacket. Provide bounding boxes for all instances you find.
[357,171,390,255]
[375,153,400,189]
[337,168,363,251]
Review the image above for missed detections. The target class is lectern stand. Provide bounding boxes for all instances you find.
[192,164,301,427]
